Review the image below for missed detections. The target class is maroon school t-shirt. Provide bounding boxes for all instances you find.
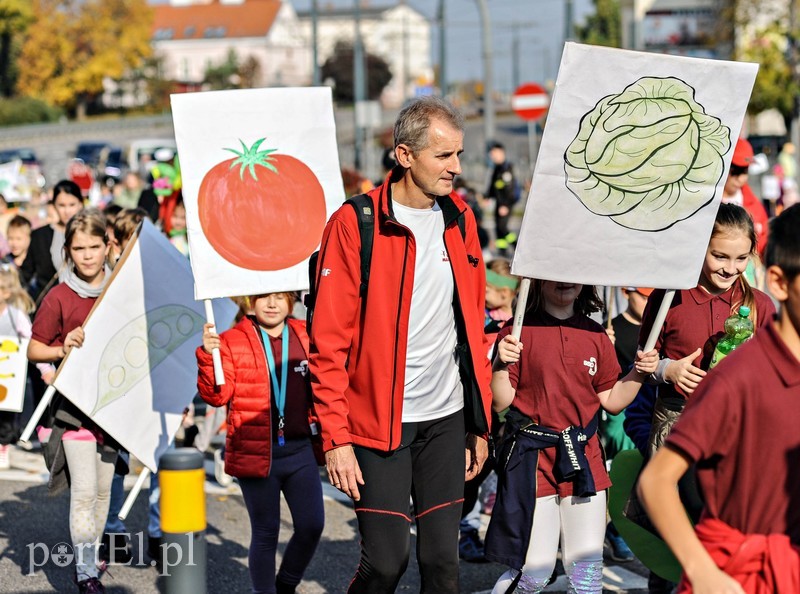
[32,283,96,347]
[265,325,312,441]
[666,322,800,543]
[498,310,620,497]
[640,284,776,400]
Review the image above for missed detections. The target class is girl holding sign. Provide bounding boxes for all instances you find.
[642,204,775,458]
[487,281,658,593]
[197,292,324,594]
[28,209,116,594]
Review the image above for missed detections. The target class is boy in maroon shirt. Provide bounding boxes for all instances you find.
[638,205,800,593]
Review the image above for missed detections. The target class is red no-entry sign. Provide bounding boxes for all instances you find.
[511,83,550,122]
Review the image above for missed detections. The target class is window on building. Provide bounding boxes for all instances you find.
[154,28,174,40]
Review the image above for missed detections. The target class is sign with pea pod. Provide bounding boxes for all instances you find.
[52,220,237,472]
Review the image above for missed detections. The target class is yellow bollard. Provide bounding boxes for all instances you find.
[159,448,207,593]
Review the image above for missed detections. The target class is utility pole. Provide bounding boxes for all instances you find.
[438,0,446,96]
[790,0,800,176]
[476,0,495,145]
[565,0,574,43]
[311,0,320,86]
[511,24,520,90]
[353,0,366,170]
[403,11,410,100]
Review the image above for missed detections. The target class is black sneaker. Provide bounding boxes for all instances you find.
[77,577,105,593]
[148,536,163,571]
[458,529,487,563]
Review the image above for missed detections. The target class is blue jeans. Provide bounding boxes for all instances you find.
[104,451,161,538]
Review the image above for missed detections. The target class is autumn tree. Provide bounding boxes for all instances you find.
[321,41,393,102]
[17,0,153,119]
[0,0,33,97]
[576,0,621,47]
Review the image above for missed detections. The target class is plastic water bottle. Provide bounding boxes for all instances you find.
[709,306,754,369]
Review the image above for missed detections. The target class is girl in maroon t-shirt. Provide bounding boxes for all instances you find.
[28,209,115,594]
[641,203,776,458]
[487,281,657,593]
[197,292,323,594]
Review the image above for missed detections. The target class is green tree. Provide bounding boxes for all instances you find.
[575,0,621,47]
[204,49,241,90]
[740,24,800,131]
[321,41,393,102]
[17,0,153,119]
[0,0,33,97]
[203,50,263,90]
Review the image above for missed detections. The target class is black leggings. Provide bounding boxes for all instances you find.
[239,439,324,594]
[349,410,465,594]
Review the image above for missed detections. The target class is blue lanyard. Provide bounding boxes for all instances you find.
[261,324,289,446]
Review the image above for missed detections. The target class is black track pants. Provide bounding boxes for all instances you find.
[348,410,465,594]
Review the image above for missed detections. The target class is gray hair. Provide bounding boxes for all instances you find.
[393,96,465,153]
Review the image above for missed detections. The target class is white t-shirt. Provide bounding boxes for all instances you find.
[392,199,463,422]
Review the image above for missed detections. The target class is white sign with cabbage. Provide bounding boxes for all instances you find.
[511,43,758,289]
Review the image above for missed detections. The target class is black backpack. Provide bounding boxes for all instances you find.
[305,194,467,335]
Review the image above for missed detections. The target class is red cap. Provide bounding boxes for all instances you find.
[731,138,754,167]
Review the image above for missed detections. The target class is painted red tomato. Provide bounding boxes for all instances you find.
[198,138,326,271]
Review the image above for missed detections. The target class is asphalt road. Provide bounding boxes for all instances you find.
[0,446,650,593]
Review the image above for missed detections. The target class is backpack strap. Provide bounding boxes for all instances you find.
[345,194,374,296]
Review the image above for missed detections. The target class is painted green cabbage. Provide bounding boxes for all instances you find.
[564,77,731,231]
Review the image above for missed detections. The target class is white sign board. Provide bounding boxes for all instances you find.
[53,221,237,471]
[0,336,29,413]
[171,87,345,300]
[512,43,758,289]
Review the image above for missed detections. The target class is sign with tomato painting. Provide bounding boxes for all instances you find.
[52,220,237,472]
[0,336,29,413]
[171,87,345,299]
[511,43,757,289]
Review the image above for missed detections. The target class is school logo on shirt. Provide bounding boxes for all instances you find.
[295,360,309,377]
[583,356,597,376]
[441,250,449,262]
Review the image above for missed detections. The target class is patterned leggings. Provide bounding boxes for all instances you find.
[62,440,116,580]
[492,492,606,594]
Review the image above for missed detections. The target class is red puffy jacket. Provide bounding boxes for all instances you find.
[308,168,493,452]
[196,317,311,478]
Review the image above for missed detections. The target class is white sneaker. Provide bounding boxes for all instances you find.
[0,444,10,470]
[213,449,232,487]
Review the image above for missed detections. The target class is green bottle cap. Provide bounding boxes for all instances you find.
[738,305,751,317]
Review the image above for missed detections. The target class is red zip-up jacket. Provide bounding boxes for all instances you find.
[196,316,312,478]
[308,168,493,452]
[678,517,800,594]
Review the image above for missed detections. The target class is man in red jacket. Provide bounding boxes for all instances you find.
[308,96,493,593]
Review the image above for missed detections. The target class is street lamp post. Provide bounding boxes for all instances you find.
[438,0,446,96]
[476,0,495,145]
[353,0,366,170]
[311,0,320,86]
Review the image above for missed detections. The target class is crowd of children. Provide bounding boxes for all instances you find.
[0,132,796,594]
